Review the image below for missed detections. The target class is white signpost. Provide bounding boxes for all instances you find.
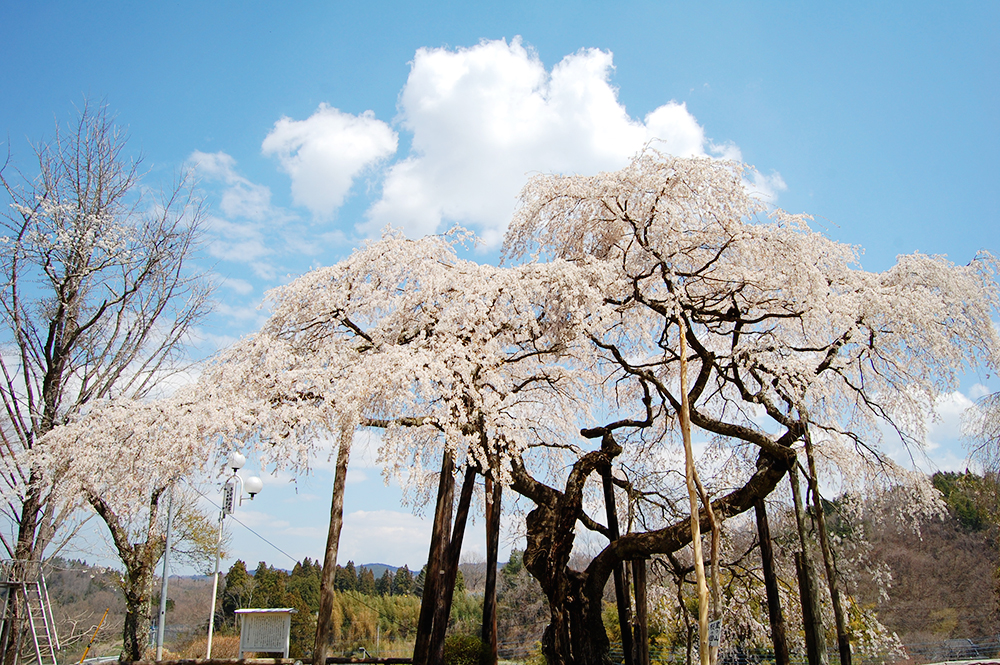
[707,619,722,648]
[235,608,297,658]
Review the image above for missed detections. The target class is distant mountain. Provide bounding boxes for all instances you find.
[358,563,398,578]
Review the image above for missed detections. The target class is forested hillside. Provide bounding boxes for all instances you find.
[38,473,999,660]
[862,472,999,643]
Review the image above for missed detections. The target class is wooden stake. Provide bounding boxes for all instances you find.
[412,450,455,665]
[314,431,352,665]
[480,475,501,665]
[602,470,634,665]
[678,319,710,665]
[429,467,477,664]
[755,499,789,665]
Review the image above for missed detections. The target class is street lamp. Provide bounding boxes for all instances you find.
[206,451,263,659]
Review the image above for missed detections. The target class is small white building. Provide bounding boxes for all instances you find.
[234,608,297,658]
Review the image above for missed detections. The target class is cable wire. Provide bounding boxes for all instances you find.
[183,478,298,565]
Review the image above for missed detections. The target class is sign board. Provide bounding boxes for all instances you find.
[707,619,722,647]
[235,608,297,658]
[222,483,236,515]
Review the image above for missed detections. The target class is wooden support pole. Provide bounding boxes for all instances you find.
[632,558,650,665]
[480,475,501,665]
[790,468,827,665]
[602,470,634,665]
[412,451,455,665]
[803,427,852,665]
[314,434,352,665]
[429,467,477,664]
[678,320,710,665]
[795,551,822,665]
[754,499,789,665]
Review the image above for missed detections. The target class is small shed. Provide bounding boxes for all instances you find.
[235,608,297,658]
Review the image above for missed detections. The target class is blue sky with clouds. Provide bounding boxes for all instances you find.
[2,1,998,572]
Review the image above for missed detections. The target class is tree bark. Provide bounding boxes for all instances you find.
[120,557,157,661]
[601,471,633,665]
[803,430,851,665]
[789,468,827,665]
[85,489,166,662]
[412,451,455,665]
[632,558,649,665]
[480,475,501,665]
[512,447,789,665]
[754,499,789,665]
[313,434,352,665]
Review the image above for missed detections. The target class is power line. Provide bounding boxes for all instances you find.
[183,479,413,634]
[226,513,299,566]
[183,478,299,566]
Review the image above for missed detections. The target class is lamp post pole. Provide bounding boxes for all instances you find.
[206,452,263,659]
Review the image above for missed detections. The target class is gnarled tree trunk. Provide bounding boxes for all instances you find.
[513,445,790,664]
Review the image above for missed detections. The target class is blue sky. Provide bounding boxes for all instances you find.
[2,2,998,573]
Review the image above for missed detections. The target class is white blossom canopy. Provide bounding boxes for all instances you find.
[504,151,1000,484]
[37,153,999,519]
[204,229,613,486]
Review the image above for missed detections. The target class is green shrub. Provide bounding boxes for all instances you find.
[443,633,483,665]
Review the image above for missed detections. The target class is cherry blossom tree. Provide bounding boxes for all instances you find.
[204,152,998,665]
[499,150,999,664]
[204,228,610,665]
[965,391,1000,472]
[35,390,222,661]
[0,101,213,568]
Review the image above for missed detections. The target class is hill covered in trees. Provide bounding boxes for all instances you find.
[35,471,999,661]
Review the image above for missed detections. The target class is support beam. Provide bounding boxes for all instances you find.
[632,558,649,665]
[754,499,789,665]
[602,471,634,665]
[429,467,478,664]
[480,476,501,665]
[412,451,455,665]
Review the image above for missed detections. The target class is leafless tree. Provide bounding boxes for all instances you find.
[0,100,213,566]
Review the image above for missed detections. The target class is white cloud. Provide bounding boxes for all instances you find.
[338,509,430,566]
[190,150,274,221]
[926,390,976,448]
[364,38,726,245]
[346,469,368,484]
[262,104,398,217]
[969,383,992,400]
[203,215,269,262]
[747,169,788,204]
[189,151,304,279]
[212,275,254,295]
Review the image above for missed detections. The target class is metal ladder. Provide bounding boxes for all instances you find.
[0,561,59,665]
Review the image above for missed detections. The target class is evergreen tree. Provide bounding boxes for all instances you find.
[335,561,358,592]
[288,558,321,612]
[376,568,393,596]
[222,560,254,624]
[253,562,288,607]
[394,564,414,596]
[501,550,523,591]
[933,471,999,532]
[413,565,426,598]
[285,584,317,658]
[358,566,376,595]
